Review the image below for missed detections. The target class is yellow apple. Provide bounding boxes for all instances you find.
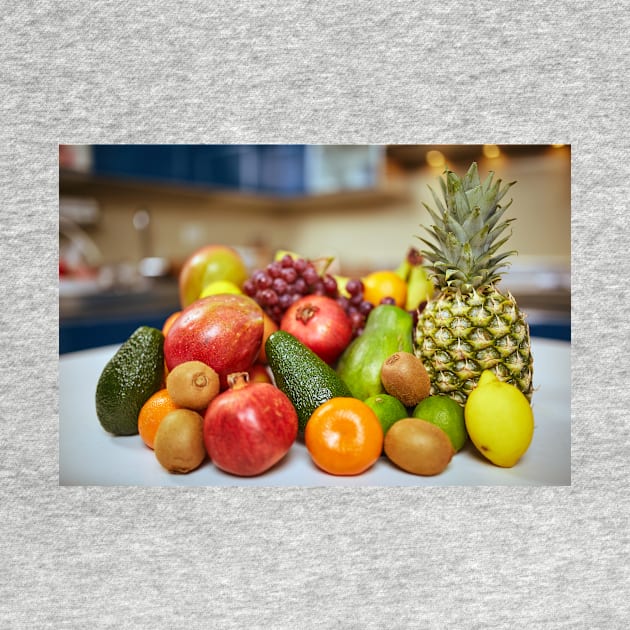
[178,245,248,308]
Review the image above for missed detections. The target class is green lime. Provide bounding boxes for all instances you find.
[412,395,467,452]
[363,394,408,435]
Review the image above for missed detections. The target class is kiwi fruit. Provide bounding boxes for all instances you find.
[384,417,453,476]
[380,351,430,407]
[166,361,220,411]
[154,409,206,474]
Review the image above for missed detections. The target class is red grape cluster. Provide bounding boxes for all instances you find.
[243,255,373,336]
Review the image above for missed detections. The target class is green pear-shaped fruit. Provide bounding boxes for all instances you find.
[337,305,414,401]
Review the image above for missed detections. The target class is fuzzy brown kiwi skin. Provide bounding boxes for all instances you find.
[166,361,220,411]
[384,417,453,476]
[154,409,206,474]
[380,351,431,407]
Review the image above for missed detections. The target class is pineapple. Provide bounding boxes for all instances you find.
[414,162,533,405]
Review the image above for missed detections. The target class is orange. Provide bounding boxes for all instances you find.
[305,397,384,475]
[162,311,181,337]
[138,388,180,449]
[362,270,408,308]
[161,311,181,383]
[258,312,278,364]
[248,362,272,384]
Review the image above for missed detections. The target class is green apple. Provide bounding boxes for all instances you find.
[178,245,248,308]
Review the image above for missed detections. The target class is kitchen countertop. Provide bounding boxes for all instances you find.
[59,276,181,354]
[60,276,180,320]
[59,336,571,487]
[59,276,570,354]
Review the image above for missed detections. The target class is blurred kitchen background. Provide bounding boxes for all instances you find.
[59,144,571,353]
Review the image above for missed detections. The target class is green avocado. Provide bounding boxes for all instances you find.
[336,305,414,401]
[265,330,353,434]
[95,326,165,436]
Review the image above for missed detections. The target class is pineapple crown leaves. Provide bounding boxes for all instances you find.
[418,162,518,293]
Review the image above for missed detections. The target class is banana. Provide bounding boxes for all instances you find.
[405,263,435,311]
[273,249,336,277]
[334,275,351,298]
[394,257,411,282]
[394,247,425,283]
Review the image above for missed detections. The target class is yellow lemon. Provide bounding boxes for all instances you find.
[464,370,534,467]
[199,280,242,299]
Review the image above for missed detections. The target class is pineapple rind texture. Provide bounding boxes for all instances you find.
[415,287,533,405]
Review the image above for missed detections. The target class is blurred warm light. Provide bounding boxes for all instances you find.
[482,144,501,159]
[426,150,446,168]
[552,144,565,149]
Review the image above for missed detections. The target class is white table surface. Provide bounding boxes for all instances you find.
[59,337,571,487]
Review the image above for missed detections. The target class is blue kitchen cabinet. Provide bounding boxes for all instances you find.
[59,311,176,355]
[90,145,382,197]
[91,144,309,195]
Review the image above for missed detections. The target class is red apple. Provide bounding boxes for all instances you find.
[204,372,298,476]
[179,244,249,308]
[164,294,264,388]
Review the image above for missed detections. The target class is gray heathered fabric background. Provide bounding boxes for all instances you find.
[1,1,627,627]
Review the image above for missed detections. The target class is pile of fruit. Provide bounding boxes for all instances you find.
[95,163,535,478]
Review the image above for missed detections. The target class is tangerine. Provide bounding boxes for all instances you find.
[161,312,181,383]
[138,388,180,449]
[362,270,408,308]
[162,311,181,337]
[304,397,383,475]
[258,312,278,364]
